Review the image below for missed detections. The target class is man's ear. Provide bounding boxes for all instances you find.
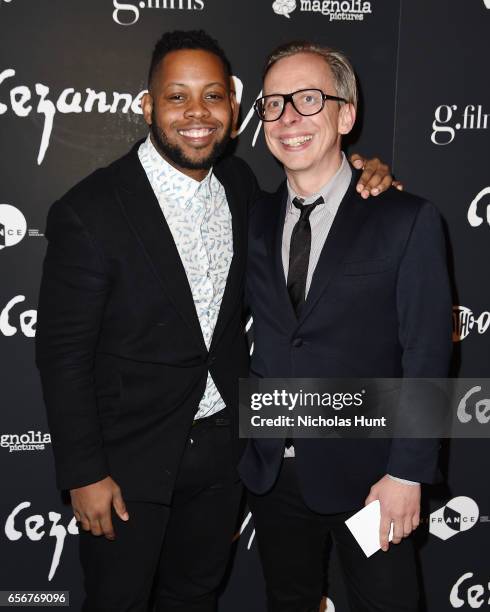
[141,92,153,128]
[229,78,240,139]
[338,103,356,136]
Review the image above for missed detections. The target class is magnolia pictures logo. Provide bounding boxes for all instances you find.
[0,204,42,250]
[452,306,490,342]
[112,0,204,26]
[272,0,372,21]
[272,0,296,18]
[468,187,490,228]
[1,431,51,453]
[429,496,481,541]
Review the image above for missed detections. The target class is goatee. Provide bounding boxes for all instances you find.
[150,113,231,171]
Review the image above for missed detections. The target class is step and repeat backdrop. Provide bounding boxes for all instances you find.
[0,0,489,610]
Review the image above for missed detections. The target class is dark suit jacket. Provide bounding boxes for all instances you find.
[35,142,258,504]
[239,168,453,514]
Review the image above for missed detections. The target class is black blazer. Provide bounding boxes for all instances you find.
[35,142,258,504]
[239,168,453,514]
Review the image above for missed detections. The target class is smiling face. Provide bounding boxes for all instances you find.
[142,49,237,180]
[263,52,355,193]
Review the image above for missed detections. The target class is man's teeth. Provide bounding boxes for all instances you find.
[179,128,214,138]
[280,135,313,147]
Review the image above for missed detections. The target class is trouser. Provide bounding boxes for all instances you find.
[79,411,242,612]
[248,458,419,612]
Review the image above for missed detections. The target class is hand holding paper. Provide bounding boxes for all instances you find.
[364,474,421,550]
[345,500,394,557]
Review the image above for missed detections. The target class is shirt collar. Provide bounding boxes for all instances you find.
[286,152,352,213]
[141,134,214,208]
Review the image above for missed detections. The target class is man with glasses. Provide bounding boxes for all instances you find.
[239,41,452,612]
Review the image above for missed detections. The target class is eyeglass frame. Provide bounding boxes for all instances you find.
[253,88,348,122]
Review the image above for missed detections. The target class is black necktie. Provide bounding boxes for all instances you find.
[287,196,324,315]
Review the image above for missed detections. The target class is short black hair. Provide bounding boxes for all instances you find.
[148,30,232,87]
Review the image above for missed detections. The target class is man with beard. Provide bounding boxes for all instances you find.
[36,30,394,612]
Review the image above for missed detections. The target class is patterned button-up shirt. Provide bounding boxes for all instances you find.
[138,135,233,419]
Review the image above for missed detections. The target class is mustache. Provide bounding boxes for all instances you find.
[150,120,232,170]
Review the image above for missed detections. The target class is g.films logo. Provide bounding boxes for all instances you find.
[431,104,490,145]
[272,0,372,21]
[112,0,204,26]
[429,496,479,541]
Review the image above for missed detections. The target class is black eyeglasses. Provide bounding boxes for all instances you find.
[254,88,347,122]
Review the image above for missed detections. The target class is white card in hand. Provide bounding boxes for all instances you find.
[345,500,394,557]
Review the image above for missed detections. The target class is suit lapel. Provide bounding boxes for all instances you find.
[210,161,247,351]
[114,143,207,352]
[264,183,298,328]
[298,169,371,326]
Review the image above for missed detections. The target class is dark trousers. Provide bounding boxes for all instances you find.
[79,412,242,612]
[248,458,419,612]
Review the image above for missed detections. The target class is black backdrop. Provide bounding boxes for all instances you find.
[1,1,489,610]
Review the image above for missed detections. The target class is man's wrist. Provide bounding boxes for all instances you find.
[387,474,420,486]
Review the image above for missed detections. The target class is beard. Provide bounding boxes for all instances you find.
[150,111,232,171]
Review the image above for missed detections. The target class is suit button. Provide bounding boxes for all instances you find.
[292,338,303,348]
